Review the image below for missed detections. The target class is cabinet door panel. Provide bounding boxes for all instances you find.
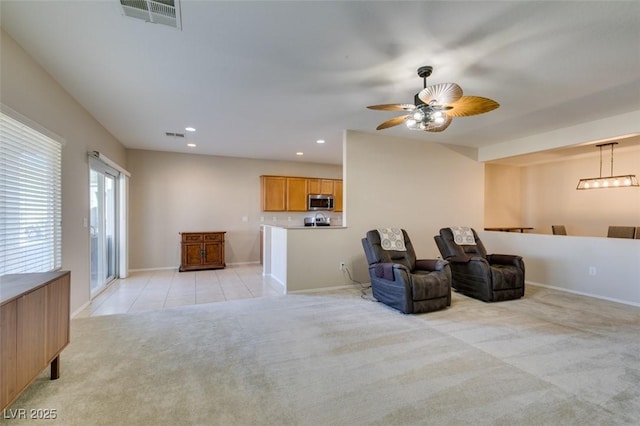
[17,289,46,387]
[320,179,334,195]
[261,176,286,211]
[308,178,320,194]
[1,301,18,410]
[286,177,308,211]
[183,243,203,267]
[46,274,70,361]
[333,180,343,212]
[204,242,222,265]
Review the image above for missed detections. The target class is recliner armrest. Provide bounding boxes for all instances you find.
[373,263,394,280]
[446,255,485,264]
[487,254,522,267]
[369,262,411,282]
[415,258,448,272]
[372,262,410,281]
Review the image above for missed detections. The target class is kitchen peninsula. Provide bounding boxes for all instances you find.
[261,223,347,293]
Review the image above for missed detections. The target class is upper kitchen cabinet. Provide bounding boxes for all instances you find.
[261,176,286,211]
[261,175,343,212]
[261,175,308,212]
[308,178,334,195]
[285,177,308,211]
[333,180,343,212]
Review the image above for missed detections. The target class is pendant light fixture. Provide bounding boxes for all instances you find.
[576,142,639,190]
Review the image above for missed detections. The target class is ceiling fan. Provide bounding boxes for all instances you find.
[367,66,499,132]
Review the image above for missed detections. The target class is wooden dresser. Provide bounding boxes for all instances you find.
[179,232,226,272]
[1,271,70,411]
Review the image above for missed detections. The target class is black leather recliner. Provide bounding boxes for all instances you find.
[434,227,525,302]
[361,229,451,314]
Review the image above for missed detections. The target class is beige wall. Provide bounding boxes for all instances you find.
[484,164,523,228]
[481,231,640,306]
[126,149,342,269]
[485,149,640,236]
[522,149,640,236]
[344,130,485,258]
[1,30,127,313]
[284,129,486,290]
[479,110,640,161]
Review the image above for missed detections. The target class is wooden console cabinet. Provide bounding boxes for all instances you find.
[179,232,226,272]
[1,271,70,411]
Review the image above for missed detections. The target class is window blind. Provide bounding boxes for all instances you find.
[0,108,63,275]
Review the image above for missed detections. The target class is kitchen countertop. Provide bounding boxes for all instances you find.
[261,224,346,229]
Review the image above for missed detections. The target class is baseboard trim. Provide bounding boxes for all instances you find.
[262,274,286,293]
[129,261,261,273]
[71,301,90,319]
[526,281,640,308]
[288,284,355,294]
[128,266,176,272]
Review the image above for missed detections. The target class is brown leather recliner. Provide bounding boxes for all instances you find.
[362,229,451,314]
[434,228,525,302]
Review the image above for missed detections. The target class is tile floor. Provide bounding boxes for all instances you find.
[76,264,284,318]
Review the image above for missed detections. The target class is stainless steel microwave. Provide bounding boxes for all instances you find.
[308,194,334,211]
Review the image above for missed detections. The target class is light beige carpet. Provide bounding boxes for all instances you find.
[6,286,640,425]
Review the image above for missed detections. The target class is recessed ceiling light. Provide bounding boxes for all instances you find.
[187,143,196,148]
[316,139,325,144]
[185,127,196,132]
[296,152,304,156]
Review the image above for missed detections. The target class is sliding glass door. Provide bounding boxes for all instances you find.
[90,162,118,295]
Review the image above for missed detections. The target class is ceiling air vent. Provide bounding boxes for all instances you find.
[120,0,182,30]
[165,132,185,138]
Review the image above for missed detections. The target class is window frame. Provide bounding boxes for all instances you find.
[0,105,64,275]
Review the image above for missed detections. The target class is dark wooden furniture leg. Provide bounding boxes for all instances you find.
[51,355,60,380]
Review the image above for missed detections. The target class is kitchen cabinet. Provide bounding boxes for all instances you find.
[261,176,286,211]
[333,179,343,212]
[260,175,343,212]
[179,232,226,271]
[286,177,308,211]
[308,178,334,195]
[1,271,70,411]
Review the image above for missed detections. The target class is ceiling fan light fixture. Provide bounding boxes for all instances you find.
[367,65,499,133]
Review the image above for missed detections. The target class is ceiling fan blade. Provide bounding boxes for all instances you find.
[367,103,416,111]
[376,115,409,130]
[426,114,453,132]
[446,96,500,117]
[418,83,463,105]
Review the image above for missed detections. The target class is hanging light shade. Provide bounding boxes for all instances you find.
[576,142,639,190]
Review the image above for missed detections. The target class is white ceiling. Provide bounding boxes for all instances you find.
[1,1,639,166]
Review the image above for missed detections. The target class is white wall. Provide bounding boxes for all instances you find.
[1,30,127,313]
[126,149,342,269]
